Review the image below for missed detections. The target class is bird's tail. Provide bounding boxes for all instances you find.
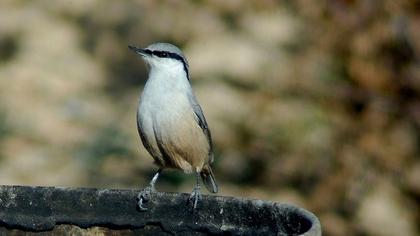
[200,164,218,193]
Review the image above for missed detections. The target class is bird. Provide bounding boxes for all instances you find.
[128,42,218,211]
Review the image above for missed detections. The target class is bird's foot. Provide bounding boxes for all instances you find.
[137,185,155,211]
[188,186,202,210]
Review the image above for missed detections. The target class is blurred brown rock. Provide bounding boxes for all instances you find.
[356,179,417,236]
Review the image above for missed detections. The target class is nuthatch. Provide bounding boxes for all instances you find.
[128,43,218,210]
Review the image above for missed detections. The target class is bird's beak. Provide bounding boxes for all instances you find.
[128,45,150,57]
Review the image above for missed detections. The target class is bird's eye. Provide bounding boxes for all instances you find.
[152,51,168,58]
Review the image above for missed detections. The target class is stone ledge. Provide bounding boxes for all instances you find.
[0,185,321,235]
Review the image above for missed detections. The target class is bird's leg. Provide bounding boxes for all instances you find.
[137,169,162,211]
[188,172,202,210]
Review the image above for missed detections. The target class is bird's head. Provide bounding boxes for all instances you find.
[129,42,190,79]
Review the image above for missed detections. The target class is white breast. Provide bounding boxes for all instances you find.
[139,68,192,126]
[137,66,208,172]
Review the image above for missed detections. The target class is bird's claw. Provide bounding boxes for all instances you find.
[137,186,154,211]
[138,197,148,211]
[188,186,202,210]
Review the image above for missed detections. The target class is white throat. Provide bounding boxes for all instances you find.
[145,60,190,93]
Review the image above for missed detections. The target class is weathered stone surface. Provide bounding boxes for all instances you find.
[0,185,321,235]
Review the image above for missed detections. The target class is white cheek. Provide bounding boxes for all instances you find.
[162,60,183,71]
[144,58,159,68]
[147,58,186,77]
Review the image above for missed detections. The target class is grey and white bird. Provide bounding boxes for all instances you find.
[128,42,218,211]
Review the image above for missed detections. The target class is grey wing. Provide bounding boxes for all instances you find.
[190,96,214,162]
[136,111,154,155]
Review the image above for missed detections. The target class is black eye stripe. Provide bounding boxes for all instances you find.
[144,49,152,54]
[151,51,185,63]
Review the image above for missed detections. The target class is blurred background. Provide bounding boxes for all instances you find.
[0,0,419,235]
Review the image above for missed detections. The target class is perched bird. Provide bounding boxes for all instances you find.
[128,43,218,211]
